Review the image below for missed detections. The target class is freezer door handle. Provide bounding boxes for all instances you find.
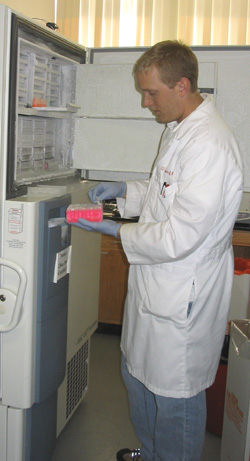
[0,258,27,332]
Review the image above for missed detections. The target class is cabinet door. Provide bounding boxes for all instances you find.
[98,234,129,325]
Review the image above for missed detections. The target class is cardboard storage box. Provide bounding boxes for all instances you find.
[221,320,250,461]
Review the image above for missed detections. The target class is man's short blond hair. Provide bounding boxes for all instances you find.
[133,40,199,93]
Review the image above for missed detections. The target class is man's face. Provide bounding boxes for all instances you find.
[136,65,183,124]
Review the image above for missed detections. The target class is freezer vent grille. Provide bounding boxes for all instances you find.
[66,340,89,419]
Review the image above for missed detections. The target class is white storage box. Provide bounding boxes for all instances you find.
[221,320,250,461]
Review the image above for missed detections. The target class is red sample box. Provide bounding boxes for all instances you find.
[66,204,103,223]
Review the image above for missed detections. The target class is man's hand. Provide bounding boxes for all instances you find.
[88,181,126,203]
[72,218,122,238]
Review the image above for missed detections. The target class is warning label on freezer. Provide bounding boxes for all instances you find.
[53,246,72,283]
[8,206,23,234]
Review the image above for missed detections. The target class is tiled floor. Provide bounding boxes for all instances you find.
[52,332,222,461]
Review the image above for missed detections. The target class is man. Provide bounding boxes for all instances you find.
[72,41,243,460]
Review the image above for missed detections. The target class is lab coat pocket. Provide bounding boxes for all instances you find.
[142,265,194,324]
[151,181,178,221]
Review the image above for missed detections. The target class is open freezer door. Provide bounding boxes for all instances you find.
[73,46,250,190]
[73,61,164,180]
[72,47,217,180]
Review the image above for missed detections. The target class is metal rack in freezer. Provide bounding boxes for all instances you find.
[17,117,58,173]
[18,39,73,108]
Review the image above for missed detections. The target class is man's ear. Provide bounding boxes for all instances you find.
[177,77,190,97]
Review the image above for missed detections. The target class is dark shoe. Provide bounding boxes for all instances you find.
[116,448,142,460]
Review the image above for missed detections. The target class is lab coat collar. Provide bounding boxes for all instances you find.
[166,94,213,139]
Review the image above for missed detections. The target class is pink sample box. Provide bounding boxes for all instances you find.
[66,204,103,223]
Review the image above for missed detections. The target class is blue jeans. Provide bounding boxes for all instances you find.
[121,355,206,461]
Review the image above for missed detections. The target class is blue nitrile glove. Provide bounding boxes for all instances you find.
[88,181,126,203]
[73,219,122,237]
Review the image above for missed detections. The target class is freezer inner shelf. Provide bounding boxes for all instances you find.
[15,38,78,184]
[17,115,74,181]
[18,38,76,109]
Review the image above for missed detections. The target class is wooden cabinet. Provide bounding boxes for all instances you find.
[233,230,250,248]
[98,234,129,325]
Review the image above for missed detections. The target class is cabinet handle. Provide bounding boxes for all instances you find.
[101,251,109,255]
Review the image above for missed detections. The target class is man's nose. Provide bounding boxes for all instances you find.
[143,94,153,107]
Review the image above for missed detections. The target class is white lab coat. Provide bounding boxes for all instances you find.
[118,95,243,398]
